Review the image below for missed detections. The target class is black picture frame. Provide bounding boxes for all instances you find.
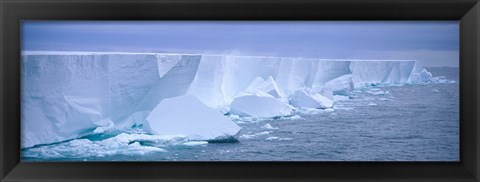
[1,0,479,181]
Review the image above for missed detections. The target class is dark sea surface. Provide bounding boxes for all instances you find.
[22,67,459,161]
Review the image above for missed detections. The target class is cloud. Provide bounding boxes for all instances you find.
[350,50,459,67]
[22,21,459,67]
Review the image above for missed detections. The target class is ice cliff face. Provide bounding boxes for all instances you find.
[21,52,433,148]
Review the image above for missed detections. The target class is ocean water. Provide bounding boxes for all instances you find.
[22,68,459,161]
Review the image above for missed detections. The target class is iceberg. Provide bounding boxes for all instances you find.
[290,90,334,109]
[144,95,241,141]
[21,51,435,148]
[410,68,433,83]
[230,95,294,118]
[323,74,354,96]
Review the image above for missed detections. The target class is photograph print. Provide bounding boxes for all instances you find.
[21,21,459,161]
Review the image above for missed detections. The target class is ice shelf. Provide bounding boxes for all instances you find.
[21,51,433,148]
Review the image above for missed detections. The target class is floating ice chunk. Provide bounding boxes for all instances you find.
[271,114,304,121]
[238,131,272,140]
[324,108,335,112]
[379,98,393,101]
[320,88,334,100]
[238,134,256,140]
[92,127,106,134]
[265,137,279,140]
[237,116,260,123]
[410,68,433,83]
[265,136,294,141]
[430,76,453,84]
[93,118,115,134]
[368,102,377,106]
[333,95,350,101]
[144,95,241,141]
[290,90,334,109]
[183,141,208,146]
[323,74,354,96]
[256,131,271,135]
[366,90,390,95]
[230,95,294,118]
[289,115,303,120]
[262,123,279,130]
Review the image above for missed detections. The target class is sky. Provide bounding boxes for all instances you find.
[22,21,459,67]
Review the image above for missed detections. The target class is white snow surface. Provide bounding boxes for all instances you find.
[144,95,241,141]
[21,51,433,148]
